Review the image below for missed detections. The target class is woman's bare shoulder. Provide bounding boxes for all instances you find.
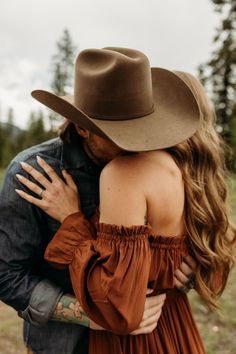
[100,150,181,184]
[100,153,142,189]
[140,150,183,193]
[99,150,184,226]
[141,150,182,176]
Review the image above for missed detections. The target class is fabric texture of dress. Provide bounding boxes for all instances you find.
[45,210,206,354]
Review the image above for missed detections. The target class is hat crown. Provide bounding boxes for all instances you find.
[74,47,154,120]
[31,46,200,152]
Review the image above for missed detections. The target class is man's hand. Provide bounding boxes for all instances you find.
[131,291,166,335]
[174,255,197,293]
[90,290,166,335]
[54,256,196,333]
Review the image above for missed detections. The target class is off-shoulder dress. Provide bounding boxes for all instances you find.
[45,210,205,354]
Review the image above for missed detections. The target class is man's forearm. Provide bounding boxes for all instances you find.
[51,294,90,327]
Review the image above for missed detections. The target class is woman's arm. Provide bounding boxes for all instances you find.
[52,291,166,335]
[15,157,196,333]
[15,157,154,334]
[44,211,152,334]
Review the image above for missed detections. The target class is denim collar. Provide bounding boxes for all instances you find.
[60,127,102,174]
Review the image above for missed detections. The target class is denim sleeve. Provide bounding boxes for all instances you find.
[0,159,63,326]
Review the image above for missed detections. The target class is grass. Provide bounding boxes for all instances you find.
[189,267,236,354]
[0,303,24,354]
[0,169,25,353]
[0,170,235,353]
[188,175,236,354]
[228,176,236,223]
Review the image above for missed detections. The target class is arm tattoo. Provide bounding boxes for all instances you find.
[51,294,90,328]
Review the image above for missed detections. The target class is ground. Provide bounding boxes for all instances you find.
[0,169,235,354]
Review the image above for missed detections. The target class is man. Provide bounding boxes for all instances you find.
[0,47,196,354]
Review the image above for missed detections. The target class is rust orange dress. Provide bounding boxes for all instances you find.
[45,211,206,354]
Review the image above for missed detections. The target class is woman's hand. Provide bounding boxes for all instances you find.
[174,255,197,293]
[130,291,166,335]
[90,290,166,334]
[15,156,80,223]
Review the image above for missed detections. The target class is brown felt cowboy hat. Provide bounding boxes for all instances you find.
[31,47,200,151]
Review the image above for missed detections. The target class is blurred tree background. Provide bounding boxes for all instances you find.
[48,28,76,132]
[0,28,76,169]
[0,3,236,354]
[0,2,235,172]
[199,0,236,170]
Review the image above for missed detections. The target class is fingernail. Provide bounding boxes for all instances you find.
[20,162,28,168]
[36,155,42,162]
[16,174,23,180]
[15,188,21,193]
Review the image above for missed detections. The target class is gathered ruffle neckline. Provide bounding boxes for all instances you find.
[97,222,186,247]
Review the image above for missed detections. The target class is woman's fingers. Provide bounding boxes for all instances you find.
[15,159,80,223]
[130,293,166,335]
[174,276,189,293]
[179,262,193,277]
[174,256,196,291]
[144,293,166,310]
[146,288,154,295]
[131,320,159,335]
[184,255,197,270]
[131,293,166,335]
[174,269,189,284]
[36,156,60,182]
[139,309,162,328]
[130,309,162,335]
[16,174,44,196]
[62,170,77,189]
[15,188,43,208]
[142,301,164,321]
[20,161,51,189]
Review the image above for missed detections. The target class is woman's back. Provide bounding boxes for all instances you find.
[45,147,206,353]
[100,149,186,237]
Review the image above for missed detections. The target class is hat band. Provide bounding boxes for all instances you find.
[82,104,155,121]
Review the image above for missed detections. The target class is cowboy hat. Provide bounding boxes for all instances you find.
[31,47,200,151]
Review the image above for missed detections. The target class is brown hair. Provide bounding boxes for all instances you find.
[167,72,236,309]
[58,119,75,142]
[58,75,235,309]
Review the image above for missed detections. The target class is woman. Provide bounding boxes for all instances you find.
[16,49,235,353]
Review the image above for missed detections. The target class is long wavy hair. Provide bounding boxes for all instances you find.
[166,71,236,309]
[59,73,235,309]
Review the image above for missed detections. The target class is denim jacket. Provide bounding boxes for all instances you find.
[0,128,102,353]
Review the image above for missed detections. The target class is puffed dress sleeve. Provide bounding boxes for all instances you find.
[44,211,152,334]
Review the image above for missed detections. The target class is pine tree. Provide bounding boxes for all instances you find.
[198,0,236,169]
[51,29,76,96]
[2,108,17,166]
[23,110,47,148]
[49,29,76,132]
[6,107,14,134]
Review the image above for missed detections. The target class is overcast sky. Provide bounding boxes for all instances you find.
[0,0,219,128]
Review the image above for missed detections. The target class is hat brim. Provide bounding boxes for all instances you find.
[31,68,200,152]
